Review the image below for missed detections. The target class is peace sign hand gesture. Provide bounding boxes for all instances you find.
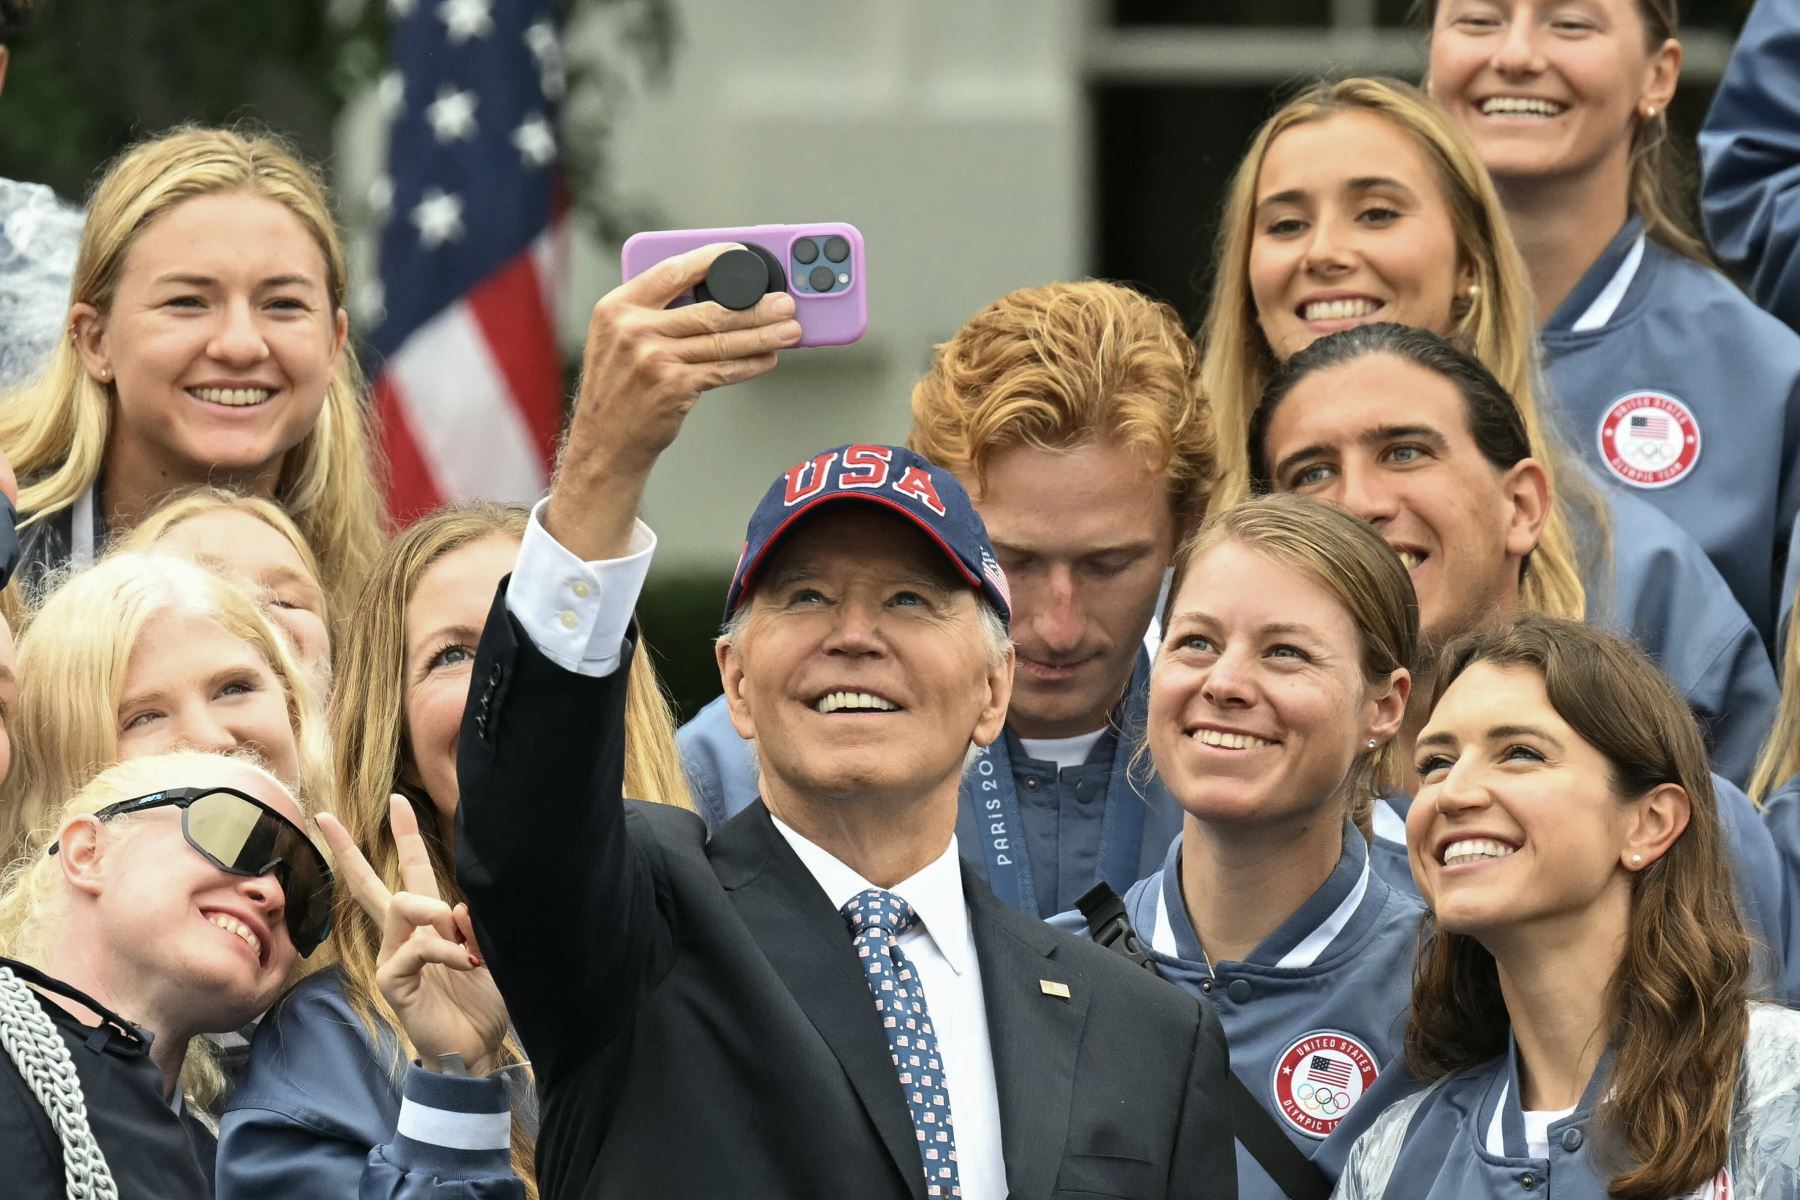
[317,797,511,1075]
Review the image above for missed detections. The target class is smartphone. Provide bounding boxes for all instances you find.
[620,222,868,348]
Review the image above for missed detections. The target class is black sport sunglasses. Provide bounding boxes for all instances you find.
[53,786,333,957]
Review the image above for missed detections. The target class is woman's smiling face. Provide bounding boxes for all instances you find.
[1249,110,1472,362]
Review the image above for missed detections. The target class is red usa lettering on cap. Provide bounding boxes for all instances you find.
[782,446,948,516]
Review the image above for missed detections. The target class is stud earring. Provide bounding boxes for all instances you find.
[1643,105,1659,120]
[1366,739,1378,751]
[1465,283,1481,301]
[1631,853,1644,866]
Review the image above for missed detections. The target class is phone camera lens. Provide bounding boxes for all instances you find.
[823,235,850,263]
[792,239,820,265]
[809,265,836,292]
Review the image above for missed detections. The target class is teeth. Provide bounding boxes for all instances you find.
[1480,96,1566,117]
[1395,550,1423,571]
[1302,298,1382,322]
[191,387,274,407]
[815,691,899,715]
[1191,728,1275,750]
[1441,838,1517,868]
[208,913,262,960]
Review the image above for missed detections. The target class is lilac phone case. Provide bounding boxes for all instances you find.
[620,222,868,348]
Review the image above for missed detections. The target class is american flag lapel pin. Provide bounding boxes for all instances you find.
[1039,979,1071,1000]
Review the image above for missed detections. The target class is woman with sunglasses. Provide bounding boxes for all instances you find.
[0,750,332,1197]
[219,503,690,1200]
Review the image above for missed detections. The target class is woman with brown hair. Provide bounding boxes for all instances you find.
[1106,493,1422,1200]
[1196,73,1775,789]
[1337,613,1800,1199]
[218,503,691,1200]
[1425,0,1800,649]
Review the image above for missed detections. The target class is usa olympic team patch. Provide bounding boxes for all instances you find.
[1597,391,1701,488]
[1270,1030,1379,1138]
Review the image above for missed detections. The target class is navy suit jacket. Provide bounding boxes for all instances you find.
[454,585,1237,1199]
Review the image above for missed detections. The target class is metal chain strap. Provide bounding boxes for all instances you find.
[0,966,118,1200]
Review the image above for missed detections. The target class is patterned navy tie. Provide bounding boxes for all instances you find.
[841,888,963,1198]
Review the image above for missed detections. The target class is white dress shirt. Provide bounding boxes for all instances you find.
[504,503,1008,1200]
[770,819,1007,1200]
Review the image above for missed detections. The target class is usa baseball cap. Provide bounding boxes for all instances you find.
[725,443,1012,627]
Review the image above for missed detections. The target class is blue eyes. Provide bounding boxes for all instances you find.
[428,644,473,671]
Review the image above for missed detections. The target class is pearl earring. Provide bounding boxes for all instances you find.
[1631,853,1643,866]
[1465,283,1481,301]
[1366,739,1378,751]
[1643,105,1659,120]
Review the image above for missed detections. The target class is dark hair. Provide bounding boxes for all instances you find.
[1247,323,1530,494]
[0,0,40,42]
[1407,613,1751,1200]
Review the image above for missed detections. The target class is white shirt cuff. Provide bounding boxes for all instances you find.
[504,498,656,677]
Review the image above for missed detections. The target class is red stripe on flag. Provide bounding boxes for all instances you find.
[376,374,445,526]
[466,250,563,465]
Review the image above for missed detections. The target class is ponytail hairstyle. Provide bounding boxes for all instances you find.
[1163,494,1417,834]
[1196,77,1599,621]
[1406,613,1751,1199]
[1249,323,1538,609]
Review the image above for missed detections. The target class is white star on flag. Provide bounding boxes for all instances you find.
[356,279,387,325]
[425,87,479,143]
[523,19,566,100]
[411,189,465,247]
[438,0,493,43]
[368,175,395,220]
[376,70,405,119]
[512,114,556,167]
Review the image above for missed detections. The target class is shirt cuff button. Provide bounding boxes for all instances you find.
[571,580,591,599]
[559,610,579,631]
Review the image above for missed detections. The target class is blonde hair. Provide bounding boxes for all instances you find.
[0,748,315,1117]
[118,484,330,635]
[1164,494,1417,833]
[1198,77,1599,621]
[1751,600,1800,804]
[908,280,1216,529]
[0,125,386,622]
[329,502,692,1197]
[0,551,330,866]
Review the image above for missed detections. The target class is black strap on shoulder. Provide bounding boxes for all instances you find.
[1075,884,1332,1200]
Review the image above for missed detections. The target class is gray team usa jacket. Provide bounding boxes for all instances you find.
[1333,1004,1800,1200]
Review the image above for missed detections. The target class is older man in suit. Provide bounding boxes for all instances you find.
[454,245,1236,1199]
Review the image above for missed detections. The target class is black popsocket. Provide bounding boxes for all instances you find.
[694,244,788,311]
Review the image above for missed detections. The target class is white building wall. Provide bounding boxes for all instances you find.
[571,0,1089,569]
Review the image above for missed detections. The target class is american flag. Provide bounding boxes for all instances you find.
[1308,1055,1353,1088]
[1628,412,1671,439]
[368,0,567,522]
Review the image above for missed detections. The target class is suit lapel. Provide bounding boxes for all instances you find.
[712,804,927,1200]
[965,864,1088,1199]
